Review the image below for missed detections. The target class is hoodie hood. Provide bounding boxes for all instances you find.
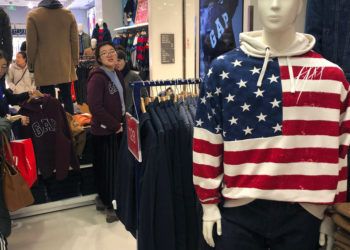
[239,31,316,92]
[38,0,63,9]
[240,30,316,58]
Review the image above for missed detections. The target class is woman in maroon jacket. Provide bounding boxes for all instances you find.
[87,41,125,223]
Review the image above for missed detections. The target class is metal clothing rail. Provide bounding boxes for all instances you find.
[114,23,149,32]
[131,78,202,119]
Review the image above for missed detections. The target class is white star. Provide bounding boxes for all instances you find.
[236,79,247,88]
[220,71,230,80]
[270,99,281,108]
[214,87,222,96]
[223,131,227,137]
[268,74,279,83]
[250,66,261,75]
[215,125,222,133]
[241,103,251,112]
[211,108,216,115]
[256,113,267,122]
[254,88,265,98]
[200,97,206,104]
[229,116,238,125]
[217,55,225,60]
[207,68,213,77]
[273,123,282,133]
[206,92,213,98]
[232,59,242,67]
[225,94,235,103]
[196,119,204,127]
[243,126,253,135]
[208,114,212,120]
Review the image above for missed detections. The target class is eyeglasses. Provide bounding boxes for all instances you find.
[100,50,116,57]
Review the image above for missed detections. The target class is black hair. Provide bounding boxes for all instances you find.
[116,49,126,61]
[0,50,9,65]
[20,41,26,52]
[114,45,126,52]
[17,51,27,62]
[95,41,116,66]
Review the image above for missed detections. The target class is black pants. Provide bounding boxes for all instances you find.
[40,83,74,114]
[215,200,321,250]
[92,133,119,208]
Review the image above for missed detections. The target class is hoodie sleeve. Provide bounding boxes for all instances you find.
[305,0,323,53]
[26,12,37,73]
[70,12,79,66]
[6,65,15,90]
[87,73,120,132]
[193,59,224,205]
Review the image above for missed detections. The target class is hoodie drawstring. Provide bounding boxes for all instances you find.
[286,57,296,93]
[257,47,270,87]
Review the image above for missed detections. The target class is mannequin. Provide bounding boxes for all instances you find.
[78,23,91,56]
[83,38,97,57]
[194,0,350,249]
[92,18,112,44]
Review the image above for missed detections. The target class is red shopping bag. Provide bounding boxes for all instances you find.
[10,139,37,187]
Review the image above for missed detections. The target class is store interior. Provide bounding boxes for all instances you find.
[0,0,349,249]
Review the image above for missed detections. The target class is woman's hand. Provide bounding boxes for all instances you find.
[20,116,30,126]
[116,124,123,134]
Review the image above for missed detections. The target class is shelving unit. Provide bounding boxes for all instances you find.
[114,22,149,32]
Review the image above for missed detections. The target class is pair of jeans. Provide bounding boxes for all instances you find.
[214,200,321,250]
[40,83,74,114]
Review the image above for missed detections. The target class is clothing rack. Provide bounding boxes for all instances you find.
[131,78,202,119]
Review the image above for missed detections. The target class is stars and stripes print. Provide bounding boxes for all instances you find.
[193,48,350,205]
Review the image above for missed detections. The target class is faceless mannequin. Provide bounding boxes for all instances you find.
[200,0,332,248]
[77,23,83,35]
[98,18,104,29]
[91,38,97,49]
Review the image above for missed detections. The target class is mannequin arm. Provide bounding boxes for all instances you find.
[319,216,335,250]
[202,204,222,247]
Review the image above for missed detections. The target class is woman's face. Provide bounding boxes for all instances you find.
[16,53,26,67]
[115,57,126,71]
[98,45,117,69]
[0,58,8,79]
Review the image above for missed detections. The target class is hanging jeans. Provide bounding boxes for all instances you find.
[40,83,74,114]
[215,200,321,250]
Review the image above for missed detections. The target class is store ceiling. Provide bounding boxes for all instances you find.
[0,0,94,9]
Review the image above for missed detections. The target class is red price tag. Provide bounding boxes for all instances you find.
[126,113,142,162]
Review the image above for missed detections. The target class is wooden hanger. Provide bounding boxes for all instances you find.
[140,97,146,113]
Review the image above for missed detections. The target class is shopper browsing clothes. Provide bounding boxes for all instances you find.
[115,49,147,113]
[6,52,35,94]
[0,50,41,250]
[87,42,125,223]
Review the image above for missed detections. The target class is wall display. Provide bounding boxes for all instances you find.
[161,34,175,64]
[199,0,243,78]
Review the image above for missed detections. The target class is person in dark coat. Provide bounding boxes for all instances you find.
[0,8,12,62]
[87,41,125,223]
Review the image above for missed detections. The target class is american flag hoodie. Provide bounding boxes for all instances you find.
[193,31,350,209]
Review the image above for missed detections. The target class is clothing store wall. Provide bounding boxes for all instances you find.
[1,6,88,34]
[95,0,123,36]
[149,0,184,80]
[246,0,307,32]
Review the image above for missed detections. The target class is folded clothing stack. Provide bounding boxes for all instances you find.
[332,204,350,250]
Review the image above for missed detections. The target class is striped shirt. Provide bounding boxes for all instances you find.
[193,49,350,205]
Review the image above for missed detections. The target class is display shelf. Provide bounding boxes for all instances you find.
[114,22,149,32]
[10,194,96,219]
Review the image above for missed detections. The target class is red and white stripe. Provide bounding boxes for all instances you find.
[193,51,350,205]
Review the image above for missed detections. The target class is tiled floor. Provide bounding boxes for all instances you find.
[7,205,137,250]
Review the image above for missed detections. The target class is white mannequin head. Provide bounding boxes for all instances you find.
[258,0,303,33]
[77,23,83,34]
[98,18,104,27]
[91,38,97,49]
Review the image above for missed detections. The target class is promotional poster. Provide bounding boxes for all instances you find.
[200,0,243,78]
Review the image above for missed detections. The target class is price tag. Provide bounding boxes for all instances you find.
[126,113,142,162]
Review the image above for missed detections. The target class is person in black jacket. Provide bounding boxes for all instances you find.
[0,8,12,62]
